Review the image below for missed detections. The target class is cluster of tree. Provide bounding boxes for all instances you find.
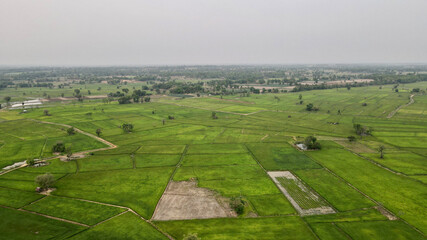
[230,197,246,215]
[35,173,55,191]
[152,81,204,94]
[122,123,134,133]
[108,91,125,98]
[118,96,132,104]
[73,89,83,101]
[16,83,54,88]
[353,123,372,136]
[306,103,319,111]
[131,89,147,102]
[52,141,66,153]
[304,136,321,150]
[67,127,75,135]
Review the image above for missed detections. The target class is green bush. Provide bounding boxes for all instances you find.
[35,173,55,190]
[52,141,66,153]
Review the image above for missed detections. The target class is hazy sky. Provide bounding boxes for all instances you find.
[1,0,427,66]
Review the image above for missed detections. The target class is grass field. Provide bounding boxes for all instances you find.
[155,216,317,240]
[70,212,168,239]
[53,167,174,219]
[247,142,321,170]
[23,196,126,225]
[0,82,425,239]
[294,169,374,211]
[0,207,86,240]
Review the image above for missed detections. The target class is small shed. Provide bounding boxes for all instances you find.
[296,143,307,151]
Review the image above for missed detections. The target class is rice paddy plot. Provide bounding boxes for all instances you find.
[186,143,248,154]
[268,171,335,216]
[247,143,321,171]
[0,207,86,240]
[0,187,44,208]
[69,211,168,240]
[294,169,375,211]
[336,220,425,240]
[23,196,126,226]
[155,216,317,240]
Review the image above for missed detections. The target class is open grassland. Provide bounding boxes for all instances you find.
[0,82,425,239]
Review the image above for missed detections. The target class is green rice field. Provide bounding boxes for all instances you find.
[0,82,425,239]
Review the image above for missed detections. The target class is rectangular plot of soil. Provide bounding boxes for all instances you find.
[152,181,235,221]
[268,171,335,216]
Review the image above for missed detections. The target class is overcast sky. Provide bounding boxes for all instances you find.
[1,0,427,66]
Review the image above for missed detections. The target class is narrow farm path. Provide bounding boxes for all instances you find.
[33,119,117,150]
[18,208,91,227]
[387,94,414,118]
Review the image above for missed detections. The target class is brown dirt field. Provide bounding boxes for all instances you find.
[375,206,397,220]
[152,181,235,221]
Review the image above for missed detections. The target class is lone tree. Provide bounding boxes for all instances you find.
[43,110,50,116]
[378,145,385,159]
[299,94,302,100]
[67,127,75,135]
[26,159,35,166]
[122,123,134,133]
[347,136,357,142]
[304,136,321,150]
[212,111,218,119]
[96,128,102,137]
[35,173,55,190]
[230,197,246,215]
[52,141,66,153]
[4,96,11,105]
[66,148,73,160]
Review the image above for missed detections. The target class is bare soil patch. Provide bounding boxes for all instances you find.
[375,206,397,220]
[152,181,235,221]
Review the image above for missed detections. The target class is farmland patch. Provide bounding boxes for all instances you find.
[152,181,235,220]
[268,171,335,216]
